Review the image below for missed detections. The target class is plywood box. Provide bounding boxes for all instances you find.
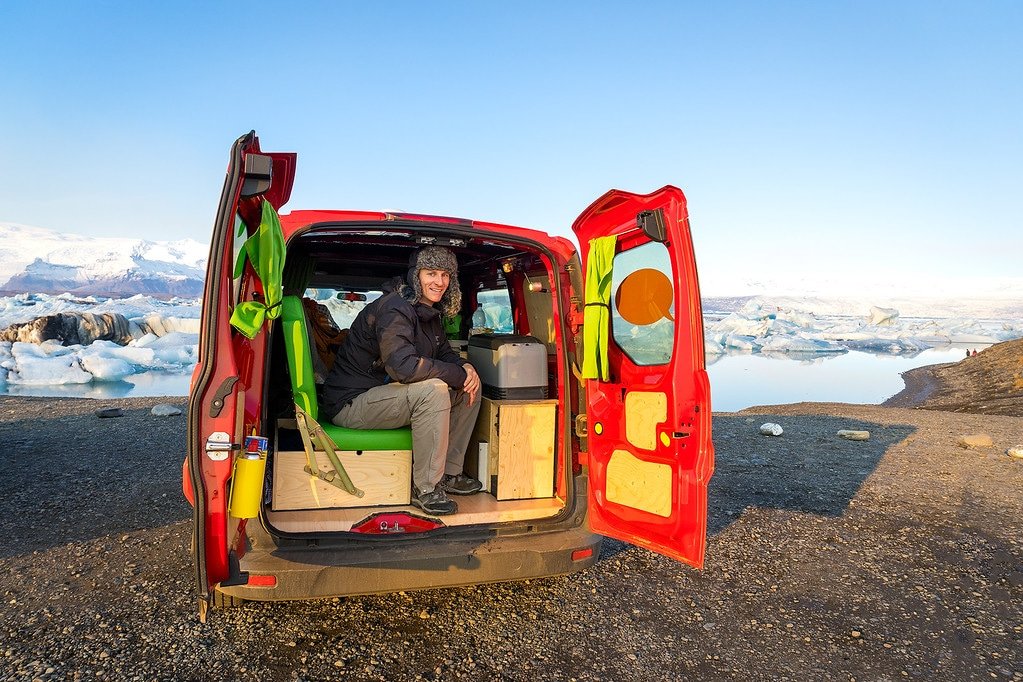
[272,449,411,511]
[468,398,556,500]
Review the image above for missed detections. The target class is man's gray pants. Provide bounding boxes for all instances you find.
[331,379,482,494]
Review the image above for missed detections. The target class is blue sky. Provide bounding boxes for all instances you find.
[2,2,1020,297]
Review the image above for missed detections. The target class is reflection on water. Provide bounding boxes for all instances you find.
[707,344,982,412]
[0,370,191,399]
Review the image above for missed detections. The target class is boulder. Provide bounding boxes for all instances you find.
[759,423,784,436]
[1006,446,1023,459]
[958,434,994,449]
[151,403,183,417]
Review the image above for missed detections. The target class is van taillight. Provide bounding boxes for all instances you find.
[247,574,277,587]
[571,548,593,561]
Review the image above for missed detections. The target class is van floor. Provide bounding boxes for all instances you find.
[265,495,566,533]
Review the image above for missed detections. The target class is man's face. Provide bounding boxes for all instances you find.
[418,268,450,305]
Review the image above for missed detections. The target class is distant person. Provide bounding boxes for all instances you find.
[966,349,971,359]
[972,349,978,357]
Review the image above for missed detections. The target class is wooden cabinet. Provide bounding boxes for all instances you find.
[468,398,557,500]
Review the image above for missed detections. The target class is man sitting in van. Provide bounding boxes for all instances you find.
[321,246,484,515]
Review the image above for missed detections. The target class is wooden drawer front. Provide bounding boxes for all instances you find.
[471,398,556,501]
[272,449,412,510]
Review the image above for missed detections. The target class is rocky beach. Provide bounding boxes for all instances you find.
[0,343,1020,680]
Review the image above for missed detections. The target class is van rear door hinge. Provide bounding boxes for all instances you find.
[574,414,587,438]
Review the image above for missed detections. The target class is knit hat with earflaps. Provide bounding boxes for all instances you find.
[398,246,462,318]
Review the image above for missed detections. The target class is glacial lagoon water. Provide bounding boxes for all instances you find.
[707,345,976,412]
[0,369,193,400]
[0,345,978,411]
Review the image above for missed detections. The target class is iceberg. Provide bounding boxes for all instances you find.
[0,293,200,388]
[703,296,1023,360]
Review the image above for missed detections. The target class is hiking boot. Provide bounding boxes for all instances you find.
[411,487,457,515]
[438,473,483,496]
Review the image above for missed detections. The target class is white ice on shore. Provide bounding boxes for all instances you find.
[704,297,1023,358]
[0,293,199,386]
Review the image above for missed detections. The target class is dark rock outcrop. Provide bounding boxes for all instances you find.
[0,312,134,346]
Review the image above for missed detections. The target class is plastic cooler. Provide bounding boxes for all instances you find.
[467,333,548,400]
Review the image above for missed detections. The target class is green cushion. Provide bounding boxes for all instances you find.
[321,423,413,451]
[280,295,412,451]
[281,296,319,417]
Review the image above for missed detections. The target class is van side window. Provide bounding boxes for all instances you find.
[610,242,675,365]
[473,288,514,334]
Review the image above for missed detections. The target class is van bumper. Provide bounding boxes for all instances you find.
[219,522,602,602]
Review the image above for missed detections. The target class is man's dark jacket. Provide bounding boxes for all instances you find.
[321,277,467,419]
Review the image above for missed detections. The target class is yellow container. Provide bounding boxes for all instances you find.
[229,452,266,519]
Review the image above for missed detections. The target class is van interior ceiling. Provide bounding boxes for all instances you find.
[262,225,572,535]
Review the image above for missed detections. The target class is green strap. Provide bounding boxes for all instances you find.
[581,235,617,381]
[230,200,287,339]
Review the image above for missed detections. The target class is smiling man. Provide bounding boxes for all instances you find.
[322,246,483,515]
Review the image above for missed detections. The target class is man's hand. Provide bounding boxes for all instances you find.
[462,363,481,405]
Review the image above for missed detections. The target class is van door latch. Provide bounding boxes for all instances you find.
[205,432,238,461]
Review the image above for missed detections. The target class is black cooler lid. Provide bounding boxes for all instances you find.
[468,333,541,350]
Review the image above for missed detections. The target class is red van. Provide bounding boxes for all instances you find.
[183,132,713,619]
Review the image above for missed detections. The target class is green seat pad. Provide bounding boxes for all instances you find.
[320,423,413,452]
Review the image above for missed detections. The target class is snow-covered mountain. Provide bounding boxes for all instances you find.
[0,223,207,298]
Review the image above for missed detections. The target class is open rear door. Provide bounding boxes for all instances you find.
[573,186,713,568]
[185,131,296,607]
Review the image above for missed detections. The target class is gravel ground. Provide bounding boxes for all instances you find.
[1,394,1021,681]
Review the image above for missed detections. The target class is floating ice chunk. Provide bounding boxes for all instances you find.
[152,345,196,366]
[140,331,198,349]
[139,332,198,366]
[79,339,157,366]
[704,340,725,355]
[759,335,846,353]
[134,314,201,337]
[945,331,1003,344]
[868,306,899,325]
[132,332,160,347]
[0,344,9,384]
[710,314,770,338]
[774,308,818,328]
[723,334,760,351]
[79,354,134,381]
[8,343,92,385]
[844,336,930,355]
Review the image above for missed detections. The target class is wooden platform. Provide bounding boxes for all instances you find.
[272,449,412,510]
[265,493,566,533]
